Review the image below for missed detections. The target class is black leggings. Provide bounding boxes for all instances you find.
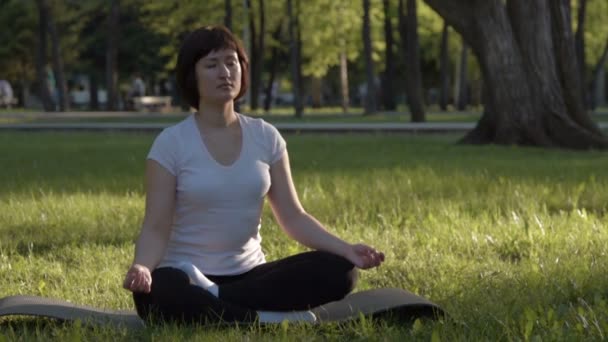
[133,251,358,325]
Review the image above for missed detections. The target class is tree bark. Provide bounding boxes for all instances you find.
[401,0,425,121]
[456,39,468,111]
[590,37,608,110]
[593,67,605,109]
[106,0,119,111]
[247,0,264,110]
[381,0,396,111]
[35,0,54,111]
[362,0,377,115]
[263,23,282,112]
[287,0,303,117]
[47,6,69,112]
[548,0,600,135]
[439,21,450,111]
[574,0,587,107]
[225,0,232,30]
[340,49,350,113]
[90,72,99,110]
[424,0,607,149]
[311,77,322,108]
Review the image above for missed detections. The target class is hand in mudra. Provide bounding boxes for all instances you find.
[345,243,385,269]
[123,264,152,293]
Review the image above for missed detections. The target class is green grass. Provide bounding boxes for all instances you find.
[1,132,607,340]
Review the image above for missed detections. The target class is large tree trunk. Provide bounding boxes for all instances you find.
[362,0,377,115]
[340,49,350,113]
[590,38,608,110]
[400,0,425,121]
[439,21,450,111]
[47,6,69,112]
[548,0,600,135]
[35,0,54,111]
[424,0,607,149]
[574,0,587,107]
[287,0,303,117]
[225,0,232,30]
[381,0,396,111]
[456,39,468,111]
[106,0,119,111]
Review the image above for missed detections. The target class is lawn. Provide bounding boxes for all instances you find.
[0,132,607,340]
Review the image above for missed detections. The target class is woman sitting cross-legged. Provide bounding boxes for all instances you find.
[122,25,385,325]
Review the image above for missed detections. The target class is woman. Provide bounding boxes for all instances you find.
[122,25,385,325]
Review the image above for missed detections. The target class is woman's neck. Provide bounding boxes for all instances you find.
[196,100,236,128]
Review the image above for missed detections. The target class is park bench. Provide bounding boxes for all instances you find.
[0,97,18,109]
[133,96,172,112]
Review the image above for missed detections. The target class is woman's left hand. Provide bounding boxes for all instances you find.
[344,243,385,269]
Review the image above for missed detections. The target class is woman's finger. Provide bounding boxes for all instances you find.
[123,275,134,289]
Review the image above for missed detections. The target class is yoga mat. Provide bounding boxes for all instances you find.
[0,288,443,328]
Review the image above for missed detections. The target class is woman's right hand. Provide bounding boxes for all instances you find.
[123,264,152,293]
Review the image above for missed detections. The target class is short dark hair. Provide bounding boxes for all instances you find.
[175,25,249,110]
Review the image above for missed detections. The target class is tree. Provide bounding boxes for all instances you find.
[424,0,607,149]
[574,0,587,107]
[0,1,37,107]
[590,38,608,110]
[105,0,119,111]
[584,0,608,110]
[438,21,449,110]
[287,0,303,117]
[298,0,363,114]
[381,0,396,111]
[456,38,468,111]
[263,22,285,111]
[246,0,265,111]
[400,0,425,121]
[35,0,54,111]
[47,3,69,111]
[362,0,377,115]
[225,0,232,30]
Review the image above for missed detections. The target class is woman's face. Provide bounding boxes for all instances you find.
[195,48,241,104]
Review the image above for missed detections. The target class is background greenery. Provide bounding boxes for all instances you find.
[0,132,607,340]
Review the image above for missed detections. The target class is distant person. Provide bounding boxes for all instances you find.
[122,25,385,325]
[0,79,14,108]
[131,75,146,97]
[128,74,146,110]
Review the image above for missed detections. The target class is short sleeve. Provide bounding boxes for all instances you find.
[265,122,287,164]
[147,129,178,176]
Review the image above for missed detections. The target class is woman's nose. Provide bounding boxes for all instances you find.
[218,63,231,77]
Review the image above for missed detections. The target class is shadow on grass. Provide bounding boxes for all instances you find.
[2,132,608,196]
[1,222,137,257]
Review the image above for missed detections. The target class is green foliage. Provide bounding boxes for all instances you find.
[0,132,607,340]
[584,0,608,67]
[299,0,363,77]
[0,0,37,82]
[140,0,229,72]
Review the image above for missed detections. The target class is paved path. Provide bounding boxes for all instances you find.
[1,111,607,133]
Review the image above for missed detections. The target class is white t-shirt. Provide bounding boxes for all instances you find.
[148,113,286,275]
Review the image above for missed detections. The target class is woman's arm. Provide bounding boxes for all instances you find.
[123,160,176,293]
[267,151,384,269]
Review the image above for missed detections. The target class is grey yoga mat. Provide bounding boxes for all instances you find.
[0,288,443,328]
